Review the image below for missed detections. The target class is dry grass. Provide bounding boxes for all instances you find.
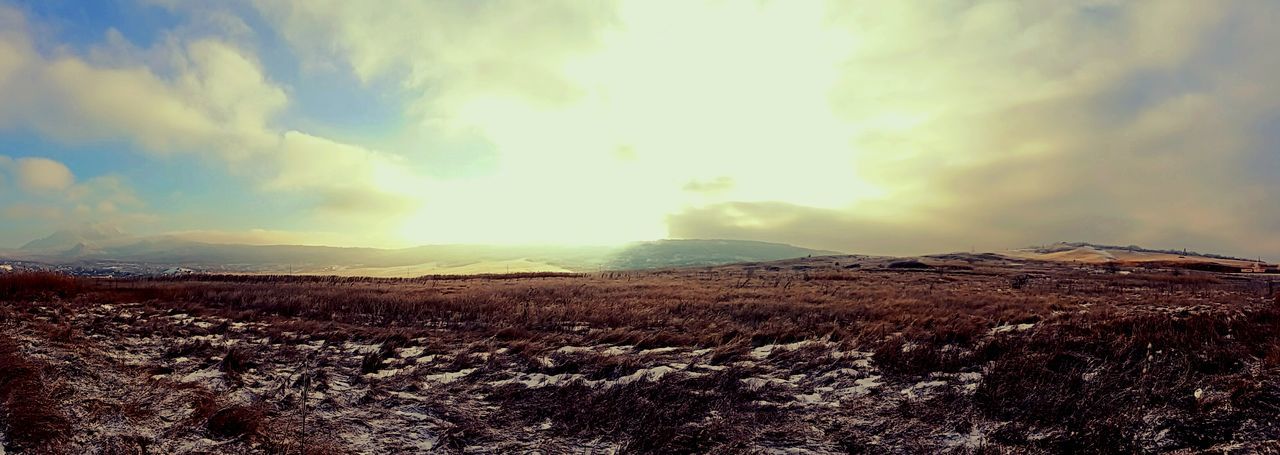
[0,335,70,451]
[488,366,771,453]
[0,272,81,302]
[1,260,1278,452]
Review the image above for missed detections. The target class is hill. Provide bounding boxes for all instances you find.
[1002,242,1268,270]
[4,231,840,275]
[20,224,127,250]
[605,239,840,270]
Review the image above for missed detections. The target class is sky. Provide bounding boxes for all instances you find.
[0,0,1278,258]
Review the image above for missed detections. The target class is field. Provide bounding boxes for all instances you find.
[2,254,1279,454]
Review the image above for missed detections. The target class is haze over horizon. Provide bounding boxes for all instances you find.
[2,1,1279,259]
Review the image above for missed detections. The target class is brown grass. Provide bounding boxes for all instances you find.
[2,264,1278,452]
[0,271,81,301]
[0,335,70,451]
[206,403,267,440]
[488,367,772,452]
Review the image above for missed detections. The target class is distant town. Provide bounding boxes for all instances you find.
[0,259,205,277]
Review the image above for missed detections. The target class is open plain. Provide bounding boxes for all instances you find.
[2,254,1279,454]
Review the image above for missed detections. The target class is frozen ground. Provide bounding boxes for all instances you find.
[2,255,1279,453]
[5,301,995,453]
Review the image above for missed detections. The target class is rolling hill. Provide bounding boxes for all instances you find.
[1002,242,1269,270]
[2,227,840,275]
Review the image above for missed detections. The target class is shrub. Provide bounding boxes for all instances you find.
[0,337,70,450]
[488,368,769,453]
[0,272,81,301]
[165,339,214,359]
[207,404,266,439]
[218,346,256,377]
[888,260,932,269]
[359,339,402,375]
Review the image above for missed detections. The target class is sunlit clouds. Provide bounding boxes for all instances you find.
[1,1,1279,257]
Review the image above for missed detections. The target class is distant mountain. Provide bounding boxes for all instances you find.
[1004,242,1267,268]
[1028,242,1259,262]
[60,242,102,258]
[606,239,842,270]
[22,224,127,250]
[3,231,839,275]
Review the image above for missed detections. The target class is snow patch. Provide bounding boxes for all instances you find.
[364,368,402,379]
[555,346,594,354]
[414,355,438,364]
[501,373,583,389]
[794,393,824,404]
[990,323,1036,334]
[638,346,681,355]
[398,346,425,358]
[617,366,676,385]
[939,427,988,449]
[750,340,820,359]
[423,368,475,385]
[180,369,223,384]
[600,345,634,356]
[901,380,948,399]
[849,376,882,396]
[742,377,789,390]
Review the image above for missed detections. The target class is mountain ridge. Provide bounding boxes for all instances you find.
[1003,241,1269,268]
[21,224,127,250]
[4,230,841,274]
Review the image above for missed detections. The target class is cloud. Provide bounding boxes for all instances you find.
[5,1,1280,256]
[665,1,1280,258]
[0,9,284,159]
[0,5,426,229]
[252,0,616,111]
[268,131,421,216]
[682,177,734,194]
[667,202,943,255]
[0,155,150,236]
[253,0,877,244]
[12,157,74,192]
[3,203,63,221]
[68,175,144,210]
[163,228,370,247]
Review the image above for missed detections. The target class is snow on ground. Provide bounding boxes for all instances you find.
[750,340,824,359]
[422,368,476,384]
[990,322,1036,334]
[0,299,1030,454]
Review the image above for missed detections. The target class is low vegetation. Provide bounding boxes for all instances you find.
[1,254,1277,453]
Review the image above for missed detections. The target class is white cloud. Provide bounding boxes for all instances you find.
[0,5,425,227]
[670,1,1280,258]
[12,157,74,192]
[268,131,421,216]
[68,174,143,210]
[4,203,63,221]
[163,228,371,247]
[253,0,614,111]
[255,0,881,244]
[0,155,9,186]
[0,155,149,232]
[5,1,1280,256]
[0,32,285,159]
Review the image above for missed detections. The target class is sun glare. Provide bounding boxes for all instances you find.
[392,0,885,246]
